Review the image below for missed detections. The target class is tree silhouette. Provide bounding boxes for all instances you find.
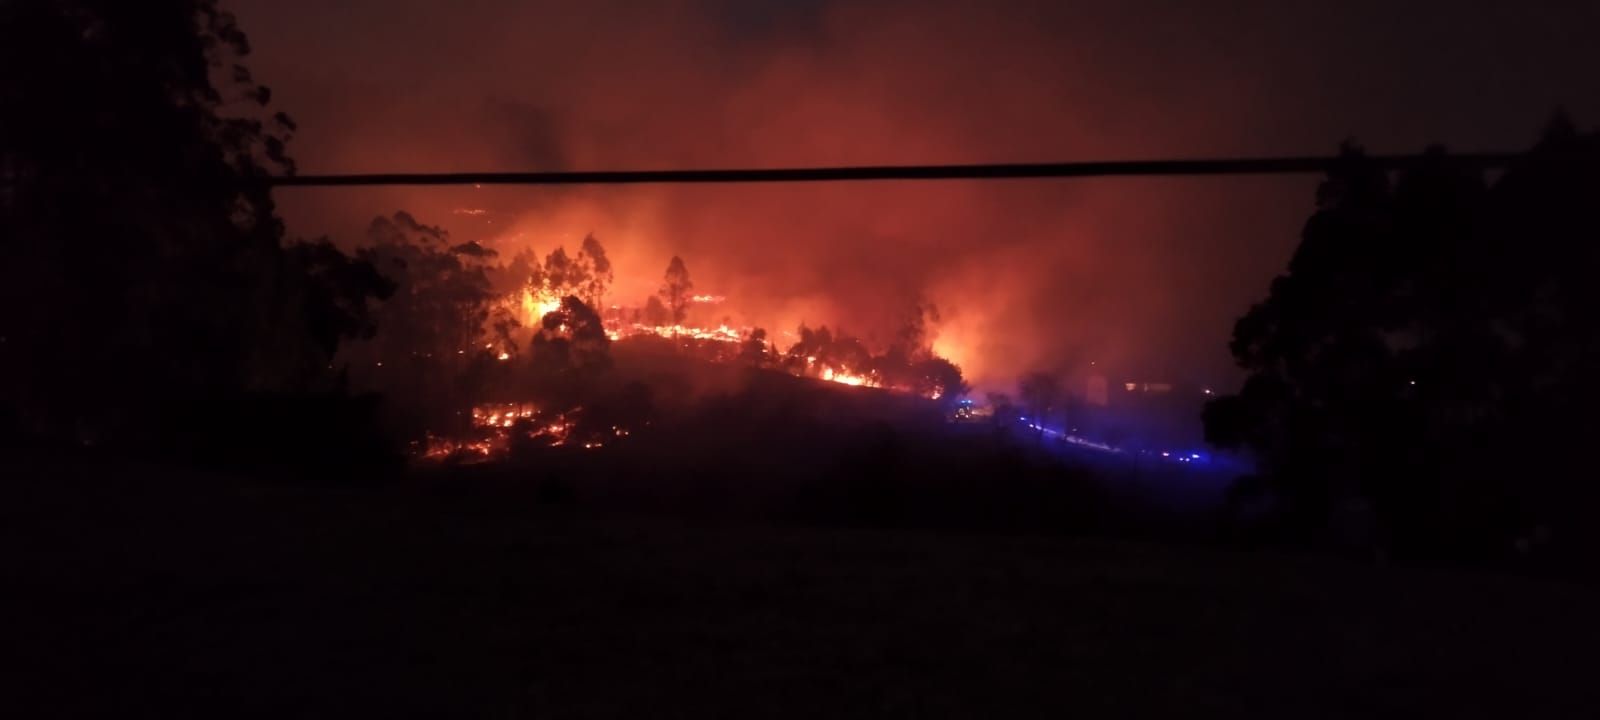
[358,212,507,359]
[490,248,540,296]
[342,212,510,436]
[892,301,941,358]
[872,301,958,398]
[526,296,612,408]
[642,295,671,327]
[577,234,613,308]
[740,328,772,367]
[911,357,969,408]
[1207,123,1600,560]
[542,247,583,299]
[660,255,694,328]
[0,0,389,452]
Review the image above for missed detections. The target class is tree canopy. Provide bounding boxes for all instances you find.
[0,0,389,449]
[1207,121,1600,560]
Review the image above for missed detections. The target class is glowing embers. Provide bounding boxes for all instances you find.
[420,436,496,460]
[472,402,536,428]
[420,403,616,462]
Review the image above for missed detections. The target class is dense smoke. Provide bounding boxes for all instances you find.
[229,0,1600,390]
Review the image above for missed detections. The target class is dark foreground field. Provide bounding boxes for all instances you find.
[6,460,1598,718]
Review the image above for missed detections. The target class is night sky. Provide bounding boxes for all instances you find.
[227,0,1600,390]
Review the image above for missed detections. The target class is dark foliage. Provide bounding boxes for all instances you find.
[342,212,512,437]
[443,358,1104,536]
[1207,120,1600,563]
[524,295,613,408]
[0,1,395,470]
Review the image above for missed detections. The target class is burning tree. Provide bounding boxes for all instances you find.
[492,235,616,334]
[868,301,968,403]
[530,297,612,373]
[525,295,612,407]
[908,357,969,406]
[780,326,868,387]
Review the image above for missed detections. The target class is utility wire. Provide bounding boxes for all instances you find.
[269,153,1517,187]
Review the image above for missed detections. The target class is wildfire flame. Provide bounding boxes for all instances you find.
[420,275,961,462]
[820,366,877,387]
[517,287,564,325]
[637,323,743,344]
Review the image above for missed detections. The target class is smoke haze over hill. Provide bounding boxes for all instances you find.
[231,0,1600,389]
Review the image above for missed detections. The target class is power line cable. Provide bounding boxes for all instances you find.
[269,153,1517,187]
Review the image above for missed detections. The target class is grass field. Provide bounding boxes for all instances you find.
[6,460,1598,718]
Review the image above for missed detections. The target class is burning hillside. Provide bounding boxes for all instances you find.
[341,212,969,462]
